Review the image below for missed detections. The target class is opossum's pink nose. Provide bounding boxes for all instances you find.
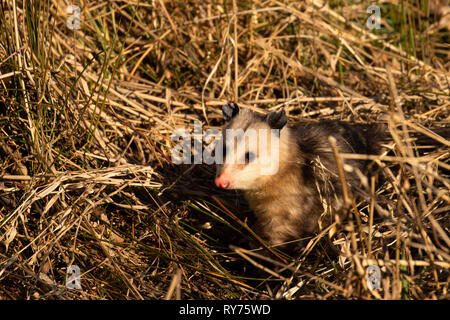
[215,174,231,189]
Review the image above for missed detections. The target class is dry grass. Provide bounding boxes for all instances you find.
[0,0,449,299]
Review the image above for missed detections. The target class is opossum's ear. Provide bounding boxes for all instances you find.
[222,102,239,122]
[266,109,287,129]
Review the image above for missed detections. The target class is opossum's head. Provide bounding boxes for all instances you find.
[215,103,289,190]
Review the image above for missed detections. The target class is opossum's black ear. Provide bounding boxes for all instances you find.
[222,102,239,122]
[266,109,287,129]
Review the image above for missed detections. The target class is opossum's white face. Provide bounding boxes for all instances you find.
[215,103,288,190]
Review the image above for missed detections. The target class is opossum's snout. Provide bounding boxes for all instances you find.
[215,172,232,189]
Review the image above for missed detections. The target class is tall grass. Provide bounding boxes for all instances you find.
[0,0,448,299]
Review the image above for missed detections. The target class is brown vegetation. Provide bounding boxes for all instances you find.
[0,0,449,299]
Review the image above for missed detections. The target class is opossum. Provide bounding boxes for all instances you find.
[214,102,386,247]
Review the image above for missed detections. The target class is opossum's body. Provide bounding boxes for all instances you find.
[215,103,385,246]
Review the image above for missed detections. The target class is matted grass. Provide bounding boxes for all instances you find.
[0,0,449,299]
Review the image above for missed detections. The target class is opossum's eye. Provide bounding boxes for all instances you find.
[245,152,255,164]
